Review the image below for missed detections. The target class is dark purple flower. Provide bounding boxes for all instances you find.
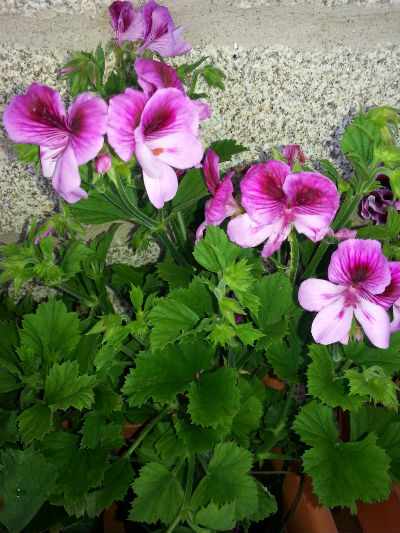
[361,180,400,225]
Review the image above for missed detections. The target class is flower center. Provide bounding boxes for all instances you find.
[344,285,359,307]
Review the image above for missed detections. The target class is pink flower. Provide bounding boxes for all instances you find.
[109,0,191,58]
[134,58,211,120]
[95,153,112,174]
[327,227,357,240]
[109,1,143,46]
[298,239,400,348]
[195,150,240,242]
[107,87,203,208]
[227,161,339,258]
[282,145,307,168]
[2,83,107,203]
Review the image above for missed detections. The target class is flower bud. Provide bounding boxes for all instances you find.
[95,153,112,174]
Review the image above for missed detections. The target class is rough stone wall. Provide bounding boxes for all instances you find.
[0,0,399,249]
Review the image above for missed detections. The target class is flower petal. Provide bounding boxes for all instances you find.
[138,1,175,56]
[311,297,353,345]
[68,93,108,165]
[240,161,291,226]
[298,279,345,312]
[206,172,236,225]
[191,99,212,121]
[282,145,306,168]
[261,217,291,258]
[135,58,184,98]
[3,83,68,147]
[390,300,400,333]
[203,150,220,195]
[367,261,400,310]
[109,1,142,45]
[135,142,178,208]
[354,297,390,349]
[107,88,147,162]
[328,239,391,294]
[51,144,87,203]
[227,213,273,249]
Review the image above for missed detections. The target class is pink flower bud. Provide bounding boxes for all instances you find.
[95,153,112,174]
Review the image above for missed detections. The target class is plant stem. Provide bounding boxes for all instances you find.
[125,405,170,460]
[256,383,295,461]
[156,230,191,268]
[167,455,195,533]
[288,231,299,285]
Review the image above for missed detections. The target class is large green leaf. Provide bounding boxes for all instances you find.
[19,299,81,362]
[193,226,239,273]
[17,403,52,444]
[174,418,224,454]
[171,168,208,213]
[293,401,338,447]
[344,332,400,374]
[187,367,240,429]
[252,272,294,329]
[345,366,399,409]
[232,377,265,446]
[0,449,57,533]
[123,342,215,406]
[265,340,303,383]
[130,462,184,525]
[44,361,96,410]
[69,187,129,224]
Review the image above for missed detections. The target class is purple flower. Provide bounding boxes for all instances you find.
[34,225,54,245]
[109,1,143,46]
[227,161,339,258]
[195,150,240,242]
[282,145,307,168]
[109,0,191,58]
[107,87,203,208]
[298,239,400,348]
[95,153,112,174]
[134,58,211,120]
[2,83,107,203]
[361,182,400,225]
[326,227,357,240]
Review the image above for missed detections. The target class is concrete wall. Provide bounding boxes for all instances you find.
[1,0,400,248]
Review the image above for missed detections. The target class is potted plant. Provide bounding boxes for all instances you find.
[1,1,400,532]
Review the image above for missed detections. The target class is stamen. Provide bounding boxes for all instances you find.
[152,147,164,156]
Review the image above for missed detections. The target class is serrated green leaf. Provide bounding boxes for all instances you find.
[19,299,81,362]
[41,431,79,468]
[236,322,265,346]
[209,139,248,163]
[154,423,183,461]
[88,458,134,517]
[130,462,184,525]
[80,411,123,449]
[17,403,52,444]
[195,501,236,531]
[175,56,208,81]
[208,320,236,347]
[232,377,264,447]
[129,285,144,311]
[171,168,208,213]
[201,64,226,90]
[252,272,294,329]
[0,320,20,376]
[156,262,192,289]
[0,367,22,392]
[187,367,240,429]
[111,264,145,293]
[247,481,278,523]
[307,344,363,410]
[345,367,398,409]
[293,401,338,447]
[192,442,257,520]
[0,449,57,533]
[69,187,129,224]
[194,226,239,273]
[123,342,214,406]
[14,143,41,170]
[61,240,94,277]
[44,361,96,410]
[265,340,303,383]
[303,433,391,512]
[174,418,224,454]
[340,113,381,170]
[344,332,400,374]
[0,409,18,444]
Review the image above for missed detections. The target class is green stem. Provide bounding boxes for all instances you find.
[257,383,295,461]
[288,231,299,285]
[156,230,190,268]
[340,358,353,373]
[57,282,95,306]
[189,71,201,98]
[125,405,170,460]
[167,455,195,533]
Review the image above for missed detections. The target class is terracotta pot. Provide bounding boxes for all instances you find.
[356,482,400,533]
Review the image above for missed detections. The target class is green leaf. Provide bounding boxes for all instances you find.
[171,168,208,213]
[196,502,236,531]
[111,264,145,293]
[0,410,18,444]
[303,433,391,512]
[0,449,57,533]
[44,361,96,410]
[252,272,294,329]
[232,377,264,446]
[88,458,134,517]
[90,224,120,266]
[41,431,79,468]
[235,322,264,346]
[175,56,208,81]
[265,340,303,383]
[345,367,398,409]
[80,411,124,449]
[0,320,19,376]
[19,299,81,362]
[201,64,226,90]
[69,187,129,224]
[156,262,192,289]
[340,112,381,170]
[61,240,94,277]
[293,401,338,447]
[192,442,257,520]
[307,344,363,410]
[174,418,224,454]
[209,139,248,163]
[130,462,184,525]
[247,481,278,523]
[123,342,214,406]
[129,285,144,311]
[194,226,239,273]
[0,367,22,392]
[14,143,41,170]
[17,403,52,444]
[187,367,240,429]
[344,332,400,374]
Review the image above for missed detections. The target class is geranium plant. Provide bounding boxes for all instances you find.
[1,2,400,532]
